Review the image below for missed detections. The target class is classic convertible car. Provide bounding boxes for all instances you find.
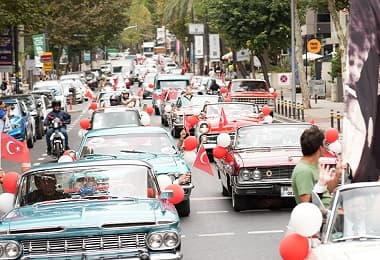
[0,159,182,260]
[308,182,380,259]
[77,126,194,217]
[215,123,310,211]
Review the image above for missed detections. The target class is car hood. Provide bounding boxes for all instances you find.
[309,241,380,260]
[230,91,274,98]
[235,149,302,167]
[0,200,177,233]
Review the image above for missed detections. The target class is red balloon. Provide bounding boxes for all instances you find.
[146,106,154,115]
[279,233,309,260]
[183,136,198,151]
[89,102,97,110]
[273,92,278,98]
[325,128,339,144]
[166,184,185,204]
[80,118,90,130]
[224,97,232,102]
[213,146,227,159]
[220,87,228,94]
[187,115,199,127]
[224,153,234,163]
[262,105,271,116]
[2,172,19,194]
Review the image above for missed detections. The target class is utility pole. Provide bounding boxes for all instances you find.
[290,0,296,106]
[13,26,20,94]
[205,10,210,75]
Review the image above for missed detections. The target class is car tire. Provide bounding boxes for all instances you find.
[175,199,190,217]
[161,116,168,127]
[232,191,246,211]
[36,121,43,139]
[221,182,230,196]
[26,132,34,148]
[154,106,160,115]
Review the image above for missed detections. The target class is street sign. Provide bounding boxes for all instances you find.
[40,52,53,62]
[307,39,321,54]
[32,34,45,68]
[43,61,52,72]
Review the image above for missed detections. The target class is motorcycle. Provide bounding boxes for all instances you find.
[49,117,66,159]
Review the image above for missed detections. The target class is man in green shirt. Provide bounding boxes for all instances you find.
[292,125,340,208]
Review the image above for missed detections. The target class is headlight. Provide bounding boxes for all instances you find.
[0,241,21,259]
[241,169,250,181]
[12,123,21,129]
[199,122,209,134]
[147,231,180,250]
[252,169,262,180]
[164,232,180,247]
[148,233,163,249]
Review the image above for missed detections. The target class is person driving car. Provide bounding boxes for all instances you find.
[26,174,69,204]
[176,86,193,107]
[109,94,121,106]
[44,100,71,154]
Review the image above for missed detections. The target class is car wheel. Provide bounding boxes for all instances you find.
[154,106,160,115]
[26,132,34,148]
[221,181,230,196]
[175,199,190,217]
[232,191,246,211]
[36,121,43,139]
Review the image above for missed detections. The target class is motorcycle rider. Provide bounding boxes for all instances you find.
[44,100,71,154]
[120,89,136,107]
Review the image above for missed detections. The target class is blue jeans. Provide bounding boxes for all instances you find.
[46,127,68,149]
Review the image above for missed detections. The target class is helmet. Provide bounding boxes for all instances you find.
[121,89,129,95]
[109,94,120,106]
[52,100,61,108]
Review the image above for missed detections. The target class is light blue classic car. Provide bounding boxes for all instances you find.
[77,126,194,217]
[0,159,182,260]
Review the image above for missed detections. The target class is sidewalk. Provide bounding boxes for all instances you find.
[276,88,344,131]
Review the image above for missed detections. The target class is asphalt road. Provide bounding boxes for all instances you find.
[1,86,292,260]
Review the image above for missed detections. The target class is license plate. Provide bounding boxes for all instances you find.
[281,186,294,197]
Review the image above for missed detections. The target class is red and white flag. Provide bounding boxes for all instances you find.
[1,133,31,163]
[84,86,95,100]
[219,107,228,128]
[193,144,214,176]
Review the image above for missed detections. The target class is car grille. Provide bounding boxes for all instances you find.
[251,166,294,180]
[202,133,235,145]
[21,233,147,256]
[231,97,270,106]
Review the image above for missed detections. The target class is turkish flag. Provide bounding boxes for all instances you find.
[1,133,31,163]
[193,144,214,176]
[219,107,228,128]
[137,88,144,97]
[184,115,192,134]
[84,87,95,100]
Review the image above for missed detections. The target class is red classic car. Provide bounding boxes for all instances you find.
[227,79,277,113]
[215,123,310,211]
[194,102,264,159]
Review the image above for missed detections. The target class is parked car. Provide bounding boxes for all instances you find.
[194,102,263,160]
[77,126,194,217]
[0,159,182,260]
[31,93,51,133]
[215,123,310,211]
[226,79,277,114]
[15,94,45,140]
[33,80,68,111]
[307,182,380,259]
[152,74,190,115]
[0,96,34,148]
[169,94,221,138]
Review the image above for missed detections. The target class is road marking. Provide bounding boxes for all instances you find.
[38,157,45,161]
[198,232,235,237]
[33,163,40,166]
[197,210,229,214]
[192,196,231,201]
[247,230,284,235]
[240,209,271,213]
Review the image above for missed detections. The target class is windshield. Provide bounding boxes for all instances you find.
[231,80,268,92]
[92,111,141,129]
[19,165,158,206]
[34,85,62,96]
[204,103,259,118]
[80,133,177,157]
[159,80,188,89]
[235,125,307,149]
[328,186,380,241]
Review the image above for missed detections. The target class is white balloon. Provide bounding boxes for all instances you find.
[269,87,274,93]
[263,115,273,123]
[217,133,231,148]
[157,175,172,190]
[58,155,74,163]
[289,202,323,237]
[164,104,172,113]
[183,150,197,165]
[328,140,342,154]
[141,114,151,126]
[0,193,15,214]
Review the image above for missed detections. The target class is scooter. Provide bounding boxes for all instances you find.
[49,117,66,160]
